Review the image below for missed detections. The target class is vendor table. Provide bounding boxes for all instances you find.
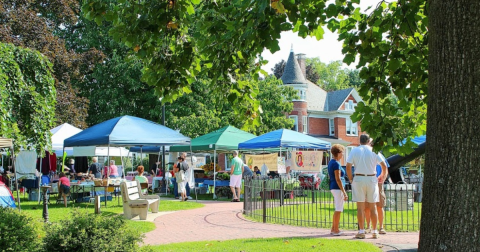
[203,180,230,187]
[94,185,120,207]
[151,177,164,191]
[71,182,94,203]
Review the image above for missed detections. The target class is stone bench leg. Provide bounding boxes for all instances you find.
[150,201,159,213]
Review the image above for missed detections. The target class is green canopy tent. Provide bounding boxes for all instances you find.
[170,126,256,199]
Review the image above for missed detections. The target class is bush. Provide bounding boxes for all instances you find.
[43,210,143,252]
[0,207,42,252]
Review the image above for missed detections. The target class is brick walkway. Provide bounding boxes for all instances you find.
[143,199,419,251]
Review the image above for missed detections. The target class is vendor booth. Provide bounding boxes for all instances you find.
[239,129,331,174]
[170,125,256,199]
[64,115,190,206]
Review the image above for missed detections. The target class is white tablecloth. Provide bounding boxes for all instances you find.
[152,177,164,190]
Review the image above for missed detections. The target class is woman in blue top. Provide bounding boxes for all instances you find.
[328,144,348,236]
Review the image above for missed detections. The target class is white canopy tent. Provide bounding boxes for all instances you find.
[50,123,82,156]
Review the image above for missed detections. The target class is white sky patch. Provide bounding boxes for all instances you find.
[261,0,380,74]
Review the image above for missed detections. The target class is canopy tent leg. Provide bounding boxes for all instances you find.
[156,151,161,177]
[140,146,143,165]
[120,149,124,179]
[213,149,217,200]
[62,147,65,172]
[107,144,110,178]
[162,146,166,195]
[13,145,20,211]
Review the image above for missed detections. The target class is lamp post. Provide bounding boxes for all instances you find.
[159,98,167,194]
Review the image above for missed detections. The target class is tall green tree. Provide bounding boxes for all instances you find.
[271,59,286,79]
[306,58,351,91]
[57,14,163,127]
[0,0,101,129]
[0,43,56,152]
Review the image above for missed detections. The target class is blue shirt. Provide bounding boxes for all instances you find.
[328,159,345,190]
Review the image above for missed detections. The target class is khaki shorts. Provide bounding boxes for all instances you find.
[378,183,386,207]
[352,176,379,203]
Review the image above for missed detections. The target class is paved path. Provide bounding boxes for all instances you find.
[143,200,418,251]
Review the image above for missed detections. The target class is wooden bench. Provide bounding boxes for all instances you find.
[120,181,160,220]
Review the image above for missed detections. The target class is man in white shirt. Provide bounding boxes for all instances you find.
[346,134,387,239]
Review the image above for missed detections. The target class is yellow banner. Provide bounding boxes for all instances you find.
[245,153,278,171]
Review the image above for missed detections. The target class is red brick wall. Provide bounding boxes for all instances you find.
[336,117,360,146]
[289,101,308,132]
[309,118,329,135]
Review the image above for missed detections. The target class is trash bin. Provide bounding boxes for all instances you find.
[384,184,415,211]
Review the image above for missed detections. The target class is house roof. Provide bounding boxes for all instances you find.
[281,50,307,84]
[327,88,355,111]
[305,80,327,111]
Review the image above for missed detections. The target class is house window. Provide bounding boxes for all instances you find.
[345,146,355,163]
[329,119,335,136]
[289,115,298,131]
[345,100,355,110]
[346,118,358,136]
[302,116,308,133]
[297,90,306,101]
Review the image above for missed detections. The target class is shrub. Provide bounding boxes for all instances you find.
[43,210,143,252]
[0,207,42,252]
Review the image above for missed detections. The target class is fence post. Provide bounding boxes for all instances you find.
[243,177,248,214]
[312,187,315,204]
[263,179,266,223]
[280,177,284,206]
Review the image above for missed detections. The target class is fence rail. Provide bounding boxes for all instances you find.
[243,177,421,232]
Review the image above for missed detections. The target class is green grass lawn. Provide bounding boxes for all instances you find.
[245,190,421,232]
[18,192,204,234]
[143,237,381,252]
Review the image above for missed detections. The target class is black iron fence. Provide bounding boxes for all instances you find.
[243,177,421,231]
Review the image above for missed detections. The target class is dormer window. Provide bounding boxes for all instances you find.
[345,100,355,110]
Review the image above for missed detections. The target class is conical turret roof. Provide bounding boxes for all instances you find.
[281,48,307,84]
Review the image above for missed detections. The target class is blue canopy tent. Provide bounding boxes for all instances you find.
[238,129,331,176]
[238,129,331,150]
[64,115,190,178]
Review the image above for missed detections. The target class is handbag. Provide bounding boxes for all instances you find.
[175,163,185,182]
[320,172,330,191]
[176,170,185,182]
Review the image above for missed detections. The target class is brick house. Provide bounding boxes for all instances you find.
[281,48,364,164]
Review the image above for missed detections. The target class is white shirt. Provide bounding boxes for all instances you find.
[346,145,384,175]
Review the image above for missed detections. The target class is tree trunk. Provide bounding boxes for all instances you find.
[420,1,480,251]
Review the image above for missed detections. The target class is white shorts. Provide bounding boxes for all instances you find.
[229,174,242,188]
[330,189,345,212]
[352,176,379,203]
[177,181,185,193]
